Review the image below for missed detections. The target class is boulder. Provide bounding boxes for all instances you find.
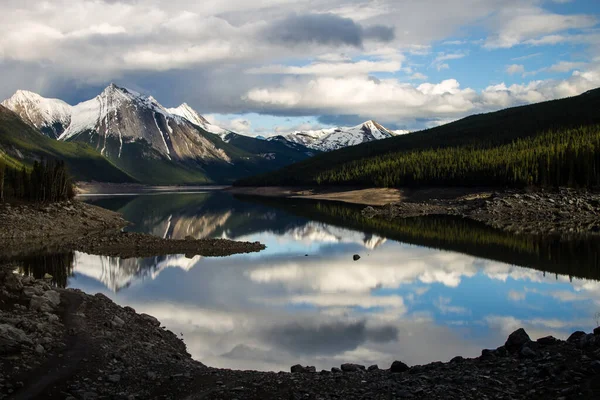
[341,363,365,372]
[450,356,465,363]
[368,364,379,372]
[290,364,315,373]
[537,336,558,346]
[111,316,125,328]
[520,345,537,359]
[567,331,586,344]
[505,328,531,352]
[0,324,32,355]
[331,367,342,373]
[594,326,600,336]
[390,360,409,373]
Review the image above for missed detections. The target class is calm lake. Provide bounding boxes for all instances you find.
[11,190,600,372]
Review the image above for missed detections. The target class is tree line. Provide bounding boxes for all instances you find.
[0,158,75,202]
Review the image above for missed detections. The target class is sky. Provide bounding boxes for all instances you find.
[1,0,599,135]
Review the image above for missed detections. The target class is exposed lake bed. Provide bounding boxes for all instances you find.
[2,188,600,398]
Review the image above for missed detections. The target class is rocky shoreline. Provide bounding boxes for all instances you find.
[2,265,600,399]
[0,200,265,259]
[362,188,600,236]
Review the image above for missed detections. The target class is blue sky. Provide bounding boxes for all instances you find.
[1,0,599,135]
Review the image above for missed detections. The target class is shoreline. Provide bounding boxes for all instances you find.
[230,186,600,236]
[0,200,265,259]
[2,266,599,399]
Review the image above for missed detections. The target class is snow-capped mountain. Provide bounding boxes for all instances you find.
[58,84,232,164]
[1,90,72,139]
[274,120,397,152]
[166,103,229,137]
[1,84,316,184]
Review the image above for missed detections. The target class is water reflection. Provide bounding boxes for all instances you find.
[8,192,600,371]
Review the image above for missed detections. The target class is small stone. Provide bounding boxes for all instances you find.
[35,344,45,354]
[331,367,342,373]
[353,254,361,261]
[111,316,125,328]
[108,374,121,383]
[390,360,409,373]
[146,371,157,380]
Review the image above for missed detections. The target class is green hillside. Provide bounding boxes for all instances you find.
[0,105,135,183]
[236,88,600,188]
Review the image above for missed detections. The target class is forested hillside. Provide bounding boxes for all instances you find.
[236,88,600,188]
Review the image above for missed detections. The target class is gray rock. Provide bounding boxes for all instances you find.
[390,360,409,373]
[450,356,465,363]
[291,364,315,373]
[108,374,121,383]
[368,364,379,372]
[35,344,45,354]
[0,324,33,355]
[505,328,531,352]
[341,363,365,372]
[140,313,160,327]
[331,367,342,373]
[537,336,558,346]
[146,371,157,380]
[83,392,98,400]
[112,316,125,328]
[23,286,43,297]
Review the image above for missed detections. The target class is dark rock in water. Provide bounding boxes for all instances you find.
[450,356,464,363]
[567,331,586,344]
[505,328,531,352]
[390,361,409,373]
[537,336,558,346]
[291,364,315,373]
[353,254,361,261]
[341,363,365,372]
[368,365,379,372]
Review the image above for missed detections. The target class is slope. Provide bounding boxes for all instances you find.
[236,88,600,187]
[0,105,135,183]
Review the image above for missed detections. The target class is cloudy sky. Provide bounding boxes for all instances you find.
[1,0,599,135]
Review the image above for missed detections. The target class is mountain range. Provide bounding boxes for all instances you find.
[1,85,397,184]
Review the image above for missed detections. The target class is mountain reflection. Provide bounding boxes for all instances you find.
[13,192,600,371]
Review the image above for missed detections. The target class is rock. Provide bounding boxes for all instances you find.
[594,326,600,335]
[83,392,99,400]
[505,328,531,352]
[591,361,600,373]
[331,367,342,373]
[450,356,464,363]
[353,254,361,261]
[520,345,537,359]
[43,273,53,280]
[537,336,558,346]
[0,324,32,355]
[108,374,121,383]
[567,331,586,344]
[481,349,496,360]
[35,344,45,354]
[140,313,160,327]
[4,272,23,292]
[341,363,365,372]
[23,286,43,297]
[390,361,409,373]
[368,364,379,372]
[112,316,125,328]
[146,371,157,380]
[30,291,61,313]
[291,365,315,373]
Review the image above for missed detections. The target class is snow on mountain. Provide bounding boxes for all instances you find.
[166,103,229,136]
[274,120,397,152]
[56,84,232,164]
[1,90,72,139]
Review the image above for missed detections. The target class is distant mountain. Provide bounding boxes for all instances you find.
[236,88,600,187]
[1,90,71,139]
[0,105,134,183]
[274,120,397,152]
[2,85,316,184]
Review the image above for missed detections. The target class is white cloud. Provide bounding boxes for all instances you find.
[484,7,597,49]
[506,64,525,75]
[247,59,403,76]
[410,72,428,81]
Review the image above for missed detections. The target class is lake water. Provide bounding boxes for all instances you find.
[10,191,600,372]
